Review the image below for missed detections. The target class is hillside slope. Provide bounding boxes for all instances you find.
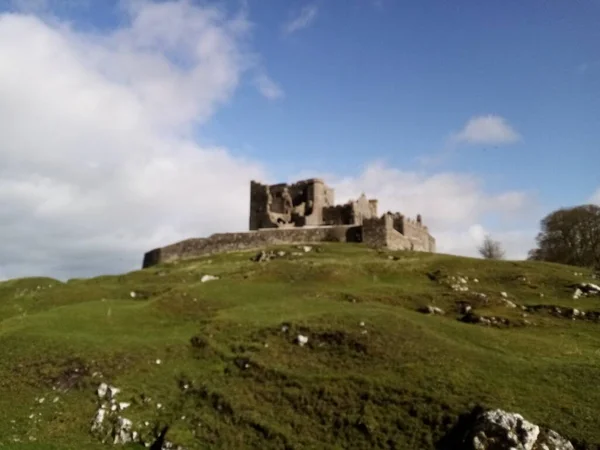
[0,244,599,449]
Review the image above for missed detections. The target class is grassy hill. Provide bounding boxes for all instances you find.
[1,243,599,449]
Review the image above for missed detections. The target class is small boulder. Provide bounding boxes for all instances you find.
[91,407,106,432]
[251,250,272,262]
[461,408,574,450]
[296,335,309,347]
[419,305,445,315]
[97,383,108,399]
[502,299,517,308]
[200,274,219,283]
[113,417,134,444]
[107,385,120,400]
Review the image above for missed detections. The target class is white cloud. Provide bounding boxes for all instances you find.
[282,5,318,35]
[0,1,270,280]
[0,3,538,281]
[450,115,521,146]
[254,72,284,100]
[291,161,537,259]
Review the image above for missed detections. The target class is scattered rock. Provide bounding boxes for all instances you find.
[473,278,479,283]
[419,305,445,315]
[461,312,509,327]
[113,417,134,444]
[234,357,251,370]
[500,292,508,298]
[302,246,312,253]
[91,406,106,432]
[251,250,271,262]
[97,383,108,399]
[200,274,219,283]
[456,301,472,315]
[502,299,518,308]
[452,284,469,292]
[277,251,286,257]
[130,291,136,298]
[572,283,600,296]
[296,334,309,347]
[155,359,162,365]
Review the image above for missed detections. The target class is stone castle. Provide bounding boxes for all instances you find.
[142,178,435,268]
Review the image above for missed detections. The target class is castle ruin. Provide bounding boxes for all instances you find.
[142,178,435,268]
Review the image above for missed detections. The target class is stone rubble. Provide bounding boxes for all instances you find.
[572,282,600,297]
[460,312,510,327]
[91,383,187,449]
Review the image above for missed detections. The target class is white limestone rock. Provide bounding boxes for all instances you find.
[97,383,108,399]
[91,406,106,432]
[113,417,133,444]
[200,274,219,283]
[296,334,309,347]
[468,409,574,450]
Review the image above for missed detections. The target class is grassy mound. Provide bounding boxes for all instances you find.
[1,243,599,449]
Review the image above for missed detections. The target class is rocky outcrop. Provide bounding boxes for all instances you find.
[440,407,574,450]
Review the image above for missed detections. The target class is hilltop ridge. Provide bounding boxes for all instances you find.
[0,243,599,449]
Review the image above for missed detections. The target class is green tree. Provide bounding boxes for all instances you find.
[528,204,600,268]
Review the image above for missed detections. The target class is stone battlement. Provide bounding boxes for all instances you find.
[142,178,436,268]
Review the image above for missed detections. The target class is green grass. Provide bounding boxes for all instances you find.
[1,243,599,449]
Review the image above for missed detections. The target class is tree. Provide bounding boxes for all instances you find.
[478,234,505,260]
[527,204,600,269]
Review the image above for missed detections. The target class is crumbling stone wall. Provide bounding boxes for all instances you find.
[144,178,436,269]
[362,216,388,249]
[143,225,361,268]
[249,178,335,230]
[361,213,435,252]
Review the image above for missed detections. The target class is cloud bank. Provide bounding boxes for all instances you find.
[0,2,539,281]
[0,1,267,280]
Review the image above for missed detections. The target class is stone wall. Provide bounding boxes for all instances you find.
[249,181,273,230]
[362,216,389,249]
[322,204,354,225]
[361,213,435,252]
[142,225,362,268]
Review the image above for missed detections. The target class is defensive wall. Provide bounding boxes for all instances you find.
[142,178,436,268]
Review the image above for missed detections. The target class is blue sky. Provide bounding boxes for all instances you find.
[214,0,600,205]
[0,0,599,279]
